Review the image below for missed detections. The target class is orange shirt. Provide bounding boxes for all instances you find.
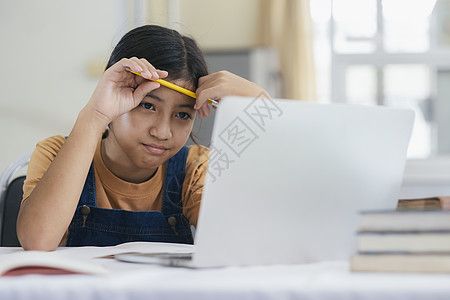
[22,135,209,245]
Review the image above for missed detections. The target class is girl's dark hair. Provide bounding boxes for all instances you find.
[106,25,208,89]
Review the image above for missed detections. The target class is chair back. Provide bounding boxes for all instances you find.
[0,153,31,247]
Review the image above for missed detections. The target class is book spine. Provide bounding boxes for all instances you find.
[351,253,450,273]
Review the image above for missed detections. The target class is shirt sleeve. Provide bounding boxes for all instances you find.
[22,135,66,203]
[182,145,209,227]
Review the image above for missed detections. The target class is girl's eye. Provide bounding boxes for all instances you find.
[140,102,155,110]
[177,112,192,120]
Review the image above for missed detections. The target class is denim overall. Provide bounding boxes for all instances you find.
[66,146,194,246]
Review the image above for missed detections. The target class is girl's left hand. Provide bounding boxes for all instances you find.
[195,71,269,119]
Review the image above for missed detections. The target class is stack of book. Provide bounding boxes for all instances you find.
[351,197,450,273]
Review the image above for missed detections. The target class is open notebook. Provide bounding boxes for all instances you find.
[116,95,415,268]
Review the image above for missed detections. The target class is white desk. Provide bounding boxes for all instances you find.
[1,245,450,300]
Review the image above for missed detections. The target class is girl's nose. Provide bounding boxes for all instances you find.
[149,117,172,140]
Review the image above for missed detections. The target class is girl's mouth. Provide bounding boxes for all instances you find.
[143,143,168,155]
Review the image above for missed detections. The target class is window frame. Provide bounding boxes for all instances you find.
[327,0,450,187]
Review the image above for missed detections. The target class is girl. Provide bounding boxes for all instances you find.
[17,25,267,250]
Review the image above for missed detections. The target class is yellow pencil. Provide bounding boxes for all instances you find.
[131,71,218,107]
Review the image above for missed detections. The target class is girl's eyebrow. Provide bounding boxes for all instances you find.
[145,94,196,110]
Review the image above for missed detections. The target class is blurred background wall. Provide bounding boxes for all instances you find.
[0,1,121,173]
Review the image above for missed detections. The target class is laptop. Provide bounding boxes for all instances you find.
[115,95,415,268]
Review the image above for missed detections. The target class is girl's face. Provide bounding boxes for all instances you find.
[105,79,197,182]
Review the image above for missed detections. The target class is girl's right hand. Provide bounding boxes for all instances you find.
[84,57,168,126]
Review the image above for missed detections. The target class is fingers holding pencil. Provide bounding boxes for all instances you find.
[122,57,168,80]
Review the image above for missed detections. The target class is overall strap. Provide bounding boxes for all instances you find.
[65,135,96,206]
[161,146,189,216]
[79,163,97,206]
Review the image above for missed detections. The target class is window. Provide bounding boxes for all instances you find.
[309,0,450,160]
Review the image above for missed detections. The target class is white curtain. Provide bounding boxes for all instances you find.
[261,0,317,101]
